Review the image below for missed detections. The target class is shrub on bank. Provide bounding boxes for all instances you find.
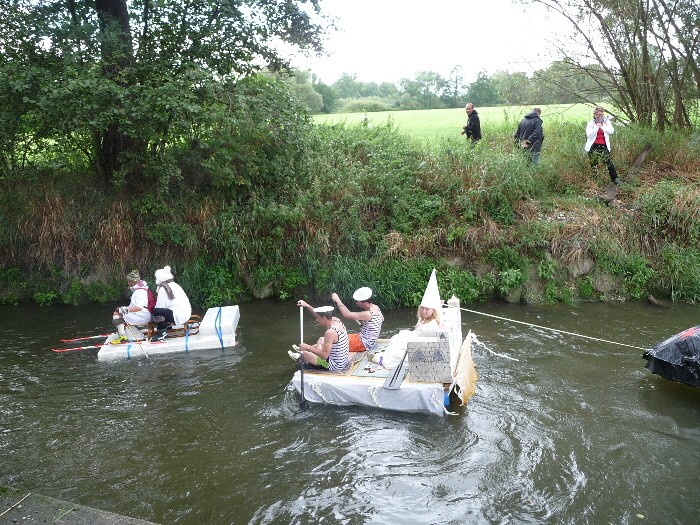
[1,110,699,307]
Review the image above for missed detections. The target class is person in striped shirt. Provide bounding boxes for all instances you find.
[291,302,349,371]
[331,287,384,352]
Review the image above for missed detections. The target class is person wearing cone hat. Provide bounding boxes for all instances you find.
[331,287,384,352]
[370,269,444,367]
[151,265,192,342]
[292,300,349,371]
[111,269,152,344]
[414,268,443,337]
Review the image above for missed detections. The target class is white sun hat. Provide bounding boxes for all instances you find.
[313,305,335,313]
[352,287,373,301]
[420,269,442,310]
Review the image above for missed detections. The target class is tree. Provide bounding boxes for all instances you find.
[443,65,467,108]
[529,0,700,130]
[466,72,502,107]
[399,71,448,109]
[332,73,363,99]
[492,71,535,105]
[312,81,339,113]
[0,0,326,185]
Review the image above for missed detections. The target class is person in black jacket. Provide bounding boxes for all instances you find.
[514,108,544,164]
[461,103,481,143]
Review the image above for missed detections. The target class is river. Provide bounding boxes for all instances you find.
[1,299,699,524]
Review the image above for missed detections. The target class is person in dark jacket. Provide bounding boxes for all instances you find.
[514,108,544,164]
[461,103,481,143]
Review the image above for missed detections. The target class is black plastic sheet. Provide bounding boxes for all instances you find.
[643,325,700,387]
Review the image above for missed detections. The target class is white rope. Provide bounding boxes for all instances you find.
[471,334,520,361]
[459,307,647,351]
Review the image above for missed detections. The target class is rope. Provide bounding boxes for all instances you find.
[0,492,32,518]
[459,307,646,350]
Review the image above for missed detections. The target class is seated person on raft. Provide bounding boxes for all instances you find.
[290,301,349,371]
[331,286,384,353]
[151,265,192,342]
[371,269,444,368]
[111,269,152,344]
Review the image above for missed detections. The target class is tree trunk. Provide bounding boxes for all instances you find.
[93,0,143,186]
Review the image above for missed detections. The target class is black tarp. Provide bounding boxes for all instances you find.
[643,325,700,387]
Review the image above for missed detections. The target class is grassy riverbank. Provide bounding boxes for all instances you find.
[1,108,699,307]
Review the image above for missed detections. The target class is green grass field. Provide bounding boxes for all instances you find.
[313,104,598,144]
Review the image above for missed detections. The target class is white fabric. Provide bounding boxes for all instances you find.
[584,118,615,152]
[124,285,152,326]
[371,319,441,368]
[291,371,446,416]
[155,281,192,326]
[420,269,441,309]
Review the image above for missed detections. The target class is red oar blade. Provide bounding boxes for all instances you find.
[60,333,111,343]
[52,345,101,353]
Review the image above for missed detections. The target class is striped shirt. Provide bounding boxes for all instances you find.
[328,323,349,371]
[360,310,384,351]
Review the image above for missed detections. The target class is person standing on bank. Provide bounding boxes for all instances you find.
[151,265,192,341]
[585,106,620,185]
[461,103,481,143]
[514,107,544,164]
[111,269,152,344]
[331,287,384,353]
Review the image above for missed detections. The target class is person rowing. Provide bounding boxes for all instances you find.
[331,287,384,353]
[290,301,349,371]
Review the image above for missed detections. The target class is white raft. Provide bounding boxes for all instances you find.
[290,298,477,416]
[97,305,240,361]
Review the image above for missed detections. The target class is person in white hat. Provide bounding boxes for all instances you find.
[330,287,384,353]
[110,269,152,344]
[291,300,349,371]
[151,265,192,341]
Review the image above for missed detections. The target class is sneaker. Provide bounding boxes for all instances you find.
[151,330,168,342]
[292,344,300,352]
[111,335,127,345]
[288,350,301,361]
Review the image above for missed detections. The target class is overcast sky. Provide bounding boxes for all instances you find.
[288,0,572,85]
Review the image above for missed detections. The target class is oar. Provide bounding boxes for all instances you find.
[299,306,308,411]
[52,344,101,353]
[60,333,111,343]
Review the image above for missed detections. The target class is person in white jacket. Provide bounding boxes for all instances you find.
[111,269,152,344]
[151,265,192,341]
[585,106,620,185]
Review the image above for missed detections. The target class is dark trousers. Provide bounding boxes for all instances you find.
[152,308,174,330]
[588,144,618,182]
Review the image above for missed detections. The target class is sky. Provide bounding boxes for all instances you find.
[288,0,573,85]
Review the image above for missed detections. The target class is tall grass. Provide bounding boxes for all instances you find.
[2,107,700,306]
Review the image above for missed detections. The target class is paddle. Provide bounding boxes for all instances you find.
[299,306,308,411]
[60,333,111,343]
[52,344,100,353]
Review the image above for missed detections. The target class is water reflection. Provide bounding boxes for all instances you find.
[1,300,699,524]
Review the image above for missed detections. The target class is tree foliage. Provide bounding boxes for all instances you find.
[531,0,700,129]
[0,0,326,184]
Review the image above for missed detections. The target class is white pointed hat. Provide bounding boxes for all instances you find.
[420,269,442,310]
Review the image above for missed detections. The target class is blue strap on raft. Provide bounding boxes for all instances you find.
[215,307,224,350]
